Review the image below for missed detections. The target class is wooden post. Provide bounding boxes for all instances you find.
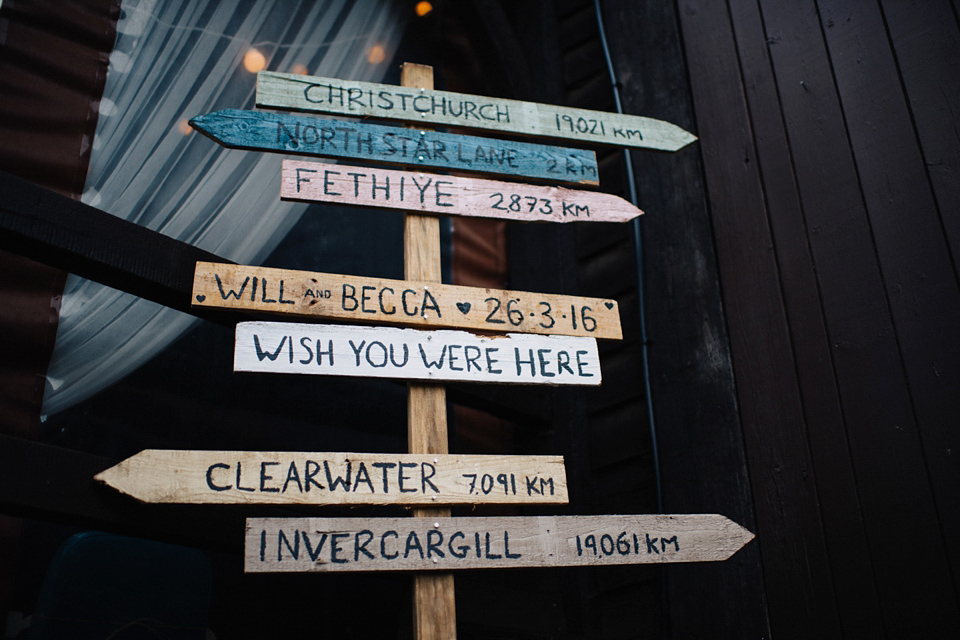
[402,62,457,640]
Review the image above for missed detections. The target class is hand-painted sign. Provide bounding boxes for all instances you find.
[245,514,754,572]
[193,262,622,339]
[256,71,697,152]
[281,160,643,223]
[189,109,599,185]
[95,450,568,506]
[234,321,602,386]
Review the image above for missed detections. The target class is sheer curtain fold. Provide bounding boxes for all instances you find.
[42,0,405,416]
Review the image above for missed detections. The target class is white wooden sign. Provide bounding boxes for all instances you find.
[257,71,697,152]
[193,262,623,339]
[245,514,754,572]
[280,160,643,223]
[234,321,602,386]
[95,450,568,506]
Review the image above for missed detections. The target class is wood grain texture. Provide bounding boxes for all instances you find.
[244,514,754,572]
[281,159,642,223]
[256,70,697,152]
[189,109,599,185]
[192,262,622,339]
[400,62,456,640]
[94,450,568,506]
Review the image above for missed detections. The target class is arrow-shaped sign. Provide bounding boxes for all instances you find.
[234,321,601,386]
[245,514,754,572]
[189,109,599,185]
[281,159,643,223]
[193,262,622,339]
[256,71,697,152]
[95,450,568,506]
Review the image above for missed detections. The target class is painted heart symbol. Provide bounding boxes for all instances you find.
[604,301,614,309]
[196,294,206,303]
[456,302,471,314]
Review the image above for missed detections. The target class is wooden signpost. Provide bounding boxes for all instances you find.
[245,514,754,572]
[95,59,748,640]
[95,450,568,506]
[192,261,623,339]
[281,159,642,223]
[256,71,698,152]
[189,109,599,184]
[233,321,602,386]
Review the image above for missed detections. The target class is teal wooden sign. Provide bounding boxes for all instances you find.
[190,109,599,185]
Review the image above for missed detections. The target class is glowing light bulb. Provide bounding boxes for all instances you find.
[291,63,309,75]
[367,44,386,64]
[243,48,266,73]
[415,1,433,16]
[177,119,193,135]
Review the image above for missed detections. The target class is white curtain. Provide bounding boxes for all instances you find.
[41,0,405,416]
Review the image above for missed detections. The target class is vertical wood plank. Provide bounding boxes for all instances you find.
[677,1,841,636]
[759,0,960,633]
[601,0,769,638]
[725,0,885,636]
[401,62,456,640]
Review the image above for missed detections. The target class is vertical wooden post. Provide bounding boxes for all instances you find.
[401,62,457,640]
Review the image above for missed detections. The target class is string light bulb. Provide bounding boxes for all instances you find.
[243,48,266,73]
[415,1,433,16]
[367,44,386,64]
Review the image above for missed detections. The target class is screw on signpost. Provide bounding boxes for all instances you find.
[400,62,457,640]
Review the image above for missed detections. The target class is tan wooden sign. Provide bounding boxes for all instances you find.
[256,71,697,152]
[234,321,602,386]
[95,450,568,506]
[281,160,643,223]
[193,262,622,340]
[245,514,754,572]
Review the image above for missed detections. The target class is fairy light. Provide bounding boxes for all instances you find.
[243,48,266,73]
[415,1,433,16]
[291,63,309,75]
[367,44,386,64]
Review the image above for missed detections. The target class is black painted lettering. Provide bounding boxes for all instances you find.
[557,350,573,375]
[526,476,542,496]
[401,289,419,316]
[434,180,454,207]
[537,349,555,377]
[349,339,365,366]
[365,341,388,368]
[576,350,594,377]
[372,462,396,493]
[357,131,373,154]
[646,534,660,554]
[404,532,424,559]
[540,477,555,495]
[347,172,365,197]
[411,175,432,204]
[421,290,441,317]
[342,283,358,311]
[260,278,276,304]
[419,343,447,369]
[277,120,298,145]
[282,461,303,493]
[484,532,501,559]
[301,125,319,145]
[464,101,478,120]
[390,343,409,367]
[449,532,469,558]
[355,530,375,560]
[421,462,439,493]
[504,531,521,559]
[304,460,324,491]
[320,127,336,149]
[297,167,317,193]
[353,462,374,492]
[378,90,394,109]
[361,285,376,313]
[324,460,352,492]
[485,347,501,374]
[303,83,324,103]
[316,339,334,366]
[464,345,482,372]
[382,132,397,156]
[381,531,399,559]
[515,348,536,376]
[447,345,463,371]
[323,169,341,195]
[456,142,472,164]
[427,530,445,558]
[278,529,299,561]
[662,535,679,552]
[432,140,447,161]
[214,273,248,300]
[206,463,231,491]
[235,461,255,492]
[302,531,326,561]
[259,461,280,493]
[330,532,349,563]
[379,287,396,314]
[371,174,389,200]
[399,462,417,493]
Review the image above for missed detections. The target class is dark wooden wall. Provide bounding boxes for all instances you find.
[673,0,960,637]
